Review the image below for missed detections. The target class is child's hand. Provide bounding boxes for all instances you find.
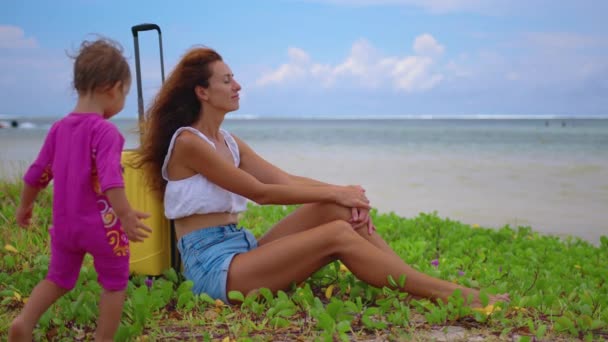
[121,210,152,242]
[16,205,34,227]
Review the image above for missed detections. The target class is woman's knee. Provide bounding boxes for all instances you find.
[324,219,359,242]
[306,202,352,223]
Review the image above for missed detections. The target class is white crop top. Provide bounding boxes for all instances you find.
[162,127,249,219]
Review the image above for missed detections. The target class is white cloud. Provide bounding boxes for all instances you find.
[389,56,443,91]
[435,30,608,97]
[256,35,445,93]
[413,34,444,57]
[287,47,311,64]
[0,25,37,49]
[329,39,380,86]
[256,47,310,86]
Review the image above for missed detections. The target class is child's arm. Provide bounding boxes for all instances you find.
[105,187,152,242]
[18,126,56,227]
[95,123,151,242]
[15,183,43,227]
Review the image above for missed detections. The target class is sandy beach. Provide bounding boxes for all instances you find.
[253,143,608,245]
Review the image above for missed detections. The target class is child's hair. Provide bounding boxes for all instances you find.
[70,37,131,94]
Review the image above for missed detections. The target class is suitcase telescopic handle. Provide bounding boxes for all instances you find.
[131,23,162,36]
[131,23,165,125]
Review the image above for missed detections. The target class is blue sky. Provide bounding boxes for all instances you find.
[1,0,607,118]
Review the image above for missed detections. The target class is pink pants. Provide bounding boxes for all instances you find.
[47,221,130,291]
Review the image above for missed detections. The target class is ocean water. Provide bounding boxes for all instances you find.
[2,116,607,159]
[223,118,608,159]
[1,116,607,243]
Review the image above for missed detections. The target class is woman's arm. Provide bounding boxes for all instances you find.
[233,134,375,233]
[174,131,369,209]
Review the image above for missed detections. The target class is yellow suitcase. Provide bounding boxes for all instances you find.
[122,150,171,276]
[123,24,179,276]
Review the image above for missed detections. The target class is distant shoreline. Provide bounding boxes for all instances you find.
[2,114,608,122]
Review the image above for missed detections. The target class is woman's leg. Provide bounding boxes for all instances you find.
[258,203,401,260]
[228,219,504,307]
[9,280,69,342]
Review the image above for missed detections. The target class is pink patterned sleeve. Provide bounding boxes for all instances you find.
[23,126,56,188]
[93,123,125,193]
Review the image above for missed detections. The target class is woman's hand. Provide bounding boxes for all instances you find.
[334,185,370,209]
[350,207,376,235]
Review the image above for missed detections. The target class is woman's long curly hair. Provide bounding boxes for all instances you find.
[135,47,223,194]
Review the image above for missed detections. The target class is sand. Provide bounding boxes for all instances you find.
[253,143,608,245]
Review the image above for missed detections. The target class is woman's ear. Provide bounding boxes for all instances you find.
[195,85,208,101]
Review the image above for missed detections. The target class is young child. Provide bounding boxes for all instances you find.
[9,38,152,342]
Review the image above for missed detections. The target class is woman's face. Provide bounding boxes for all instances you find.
[201,61,241,113]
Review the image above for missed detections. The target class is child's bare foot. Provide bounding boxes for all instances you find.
[8,316,32,342]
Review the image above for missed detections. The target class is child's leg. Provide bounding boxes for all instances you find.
[81,212,130,342]
[10,227,83,342]
[89,227,130,342]
[95,289,126,342]
[9,280,69,342]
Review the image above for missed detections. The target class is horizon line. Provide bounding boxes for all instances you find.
[2,113,608,121]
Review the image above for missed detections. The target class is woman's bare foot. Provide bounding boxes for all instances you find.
[466,289,510,308]
[490,293,511,304]
[470,293,510,317]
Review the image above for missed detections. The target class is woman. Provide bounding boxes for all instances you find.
[137,47,509,307]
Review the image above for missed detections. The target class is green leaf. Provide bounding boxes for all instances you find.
[600,236,608,248]
[387,275,398,288]
[228,290,245,302]
[177,291,194,309]
[336,320,351,333]
[4,255,15,269]
[554,316,575,332]
[398,274,407,288]
[199,293,215,304]
[269,317,290,328]
[259,287,274,303]
[591,320,606,329]
[176,280,193,294]
[114,324,131,342]
[317,312,335,332]
[163,268,179,283]
[535,324,547,340]
[478,291,489,307]
[0,289,14,297]
[276,308,296,318]
[326,300,344,320]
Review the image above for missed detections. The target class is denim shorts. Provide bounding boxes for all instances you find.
[177,224,258,303]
